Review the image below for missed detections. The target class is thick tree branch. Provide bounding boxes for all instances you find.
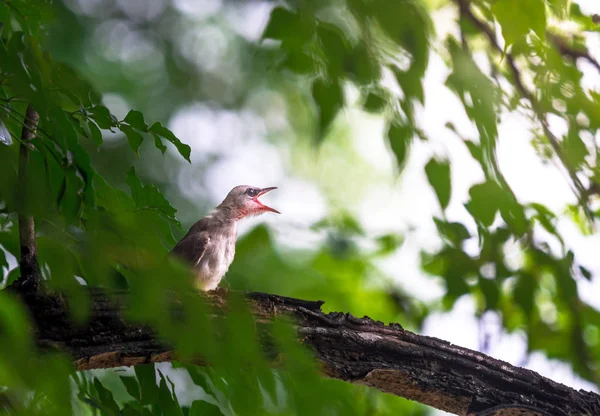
[15,105,40,292]
[9,286,600,416]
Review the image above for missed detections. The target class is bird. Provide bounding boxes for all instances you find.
[170,185,280,291]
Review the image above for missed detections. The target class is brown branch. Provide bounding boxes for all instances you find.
[15,105,40,292]
[548,32,600,74]
[455,0,593,223]
[9,286,600,416]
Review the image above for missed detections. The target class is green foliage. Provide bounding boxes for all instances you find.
[387,122,414,172]
[311,78,344,144]
[126,167,180,228]
[0,0,600,414]
[425,158,452,211]
[492,0,546,47]
[148,123,191,163]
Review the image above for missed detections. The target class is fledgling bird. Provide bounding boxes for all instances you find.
[171,185,280,291]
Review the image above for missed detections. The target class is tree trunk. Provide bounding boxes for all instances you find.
[15,105,40,292]
[8,286,600,416]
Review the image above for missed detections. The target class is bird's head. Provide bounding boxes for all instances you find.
[218,185,280,220]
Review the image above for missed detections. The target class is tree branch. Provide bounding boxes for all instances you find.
[10,286,600,416]
[15,104,40,292]
[547,32,600,74]
[454,0,594,223]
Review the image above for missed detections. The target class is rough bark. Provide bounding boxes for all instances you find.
[8,286,600,416]
[15,105,40,292]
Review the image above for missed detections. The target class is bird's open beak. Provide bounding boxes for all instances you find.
[255,187,280,214]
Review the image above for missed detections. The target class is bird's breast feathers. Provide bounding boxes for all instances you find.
[194,237,236,290]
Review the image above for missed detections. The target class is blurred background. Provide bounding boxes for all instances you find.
[2,0,600,414]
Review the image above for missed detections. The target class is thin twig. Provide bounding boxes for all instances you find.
[547,32,600,74]
[0,102,66,167]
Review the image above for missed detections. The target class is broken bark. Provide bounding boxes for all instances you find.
[8,286,600,416]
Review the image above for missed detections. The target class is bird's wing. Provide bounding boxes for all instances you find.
[171,220,211,267]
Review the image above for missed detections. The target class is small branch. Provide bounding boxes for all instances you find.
[15,105,40,292]
[547,32,600,74]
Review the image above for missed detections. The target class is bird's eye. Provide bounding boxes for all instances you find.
[246,188,257,197]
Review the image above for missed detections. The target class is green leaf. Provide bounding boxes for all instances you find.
[185,366,217,399]
[463,140,483,164]
[311,78,343,144]
[158,371,183,416]
[548,0,569,18]
[4,267,20,287]
[392,65,425,105]
[465,181,507,229]
[343,42,381,85]
[317,22,351,78]
[387,122,413,171]
[60,166,85,221]
[50,62,101,108]
[368,0,431,77]
[529,203,564,245]
[579,265,592,281]
[89,106,118,129]
[93,378,120,415]
[466,189,523,237]
[375,234,404,255]
[425,158,451,210]
[87,120,103,146]
[566,204,592,235]
[189,400,223,416]
[134,364,160,405]
[281,50,314,74]
[446,39,499,178]
[362,90,387,113]
[152,133,167,154]
[124,110,148,131]
[478,276,500,310]
[434,218,470,246]
[514,272,536,317]
[499,195,527,237]
[556,250,579,300]
[120,376,141,401]
[492,0,546,46]
[262,7,311,45]
[149,122,191,162]
[121,124,144,155]
[562,126,588,169]
[121,403,145,416]
[126,166,180,229]
[432,248,474,309]
[93,174,136,213]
